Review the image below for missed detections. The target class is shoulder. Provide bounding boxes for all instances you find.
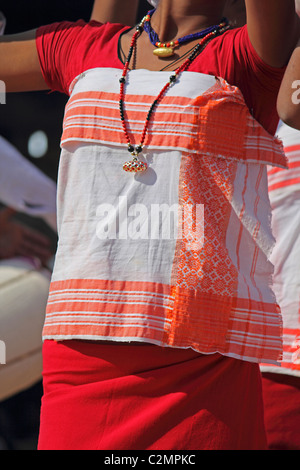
[189,25,252,79]
[196,23,285,86]
[207,25,253,59]
[190,24,284,134]
[190,25,250,71]
[36,19,127,47]
[35,19,128,94]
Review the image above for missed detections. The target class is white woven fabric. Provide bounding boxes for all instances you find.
[42,68,286,365]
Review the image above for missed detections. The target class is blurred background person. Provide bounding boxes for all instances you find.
[0,0,145,450]
[0,13,56,451]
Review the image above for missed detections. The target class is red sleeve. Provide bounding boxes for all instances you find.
[223,25,285,93]
[36,20,90,95]
[35,20,125,96]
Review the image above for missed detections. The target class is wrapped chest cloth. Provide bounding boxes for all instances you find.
[44,69,287,365]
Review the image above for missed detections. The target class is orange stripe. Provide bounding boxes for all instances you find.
[42,323,165,342]
[63,92,199,149]
[46,300,168,316]
[283,144,300,154]
[65,98,198,124]
[268,160,300,176]
[45,279,281,324]
[61,126,194,150]
[279,361,300,371]
[233,298,279,313]
[268,176,300,192]
[283,327,300,335]
[66,91,194,107]
[61,90,287,167]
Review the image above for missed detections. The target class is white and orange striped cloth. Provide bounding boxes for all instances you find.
[261,123,300,376]
[43,69,287,364]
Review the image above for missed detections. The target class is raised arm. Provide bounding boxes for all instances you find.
[276,2,300,128]
[0,0,140,94]
[245,0,300,68]
[277,43,300,129]
[90,0,139,26]
[0,30,48,92]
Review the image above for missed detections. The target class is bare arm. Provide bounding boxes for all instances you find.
[0,0,140,94]
[0,30,48,92]
[90,0,139,26]
[245,0,300,67]
[277,43,300,129]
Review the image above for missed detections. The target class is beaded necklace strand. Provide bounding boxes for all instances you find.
[119,30,202,73]
[120,14,230,173]
[144,8,229,58]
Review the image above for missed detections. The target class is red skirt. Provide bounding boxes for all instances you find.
[262,372,300,450]
[38,340,267,450]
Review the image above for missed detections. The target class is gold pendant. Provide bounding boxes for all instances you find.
[153,47,174,58]
[123,157,147,173]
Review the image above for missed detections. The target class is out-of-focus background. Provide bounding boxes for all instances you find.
[0,0,150,450]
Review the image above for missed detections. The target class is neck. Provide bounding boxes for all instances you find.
[149,0,227,42]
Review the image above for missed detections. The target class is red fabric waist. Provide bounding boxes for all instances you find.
[38,340,267,450]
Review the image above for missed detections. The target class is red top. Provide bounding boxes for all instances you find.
[36,20,285,136]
